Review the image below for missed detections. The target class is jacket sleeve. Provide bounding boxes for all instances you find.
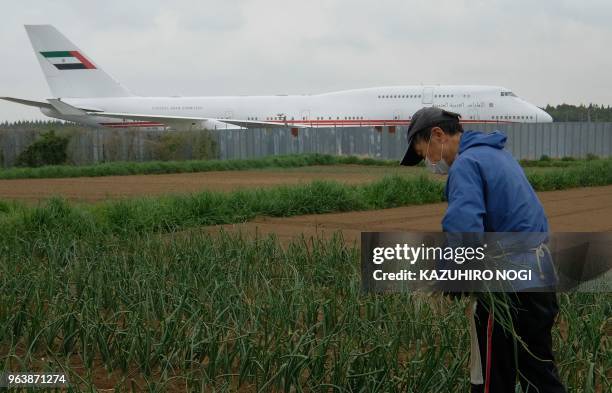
[442,157,486,232]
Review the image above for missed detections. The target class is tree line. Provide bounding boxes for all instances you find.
[542,104,612,122]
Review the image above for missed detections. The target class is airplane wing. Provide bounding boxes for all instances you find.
[89,112,207,129]
[1,96,104,113]
[0,97,54,109]
[92,111,305,130]
[2,96,304,130]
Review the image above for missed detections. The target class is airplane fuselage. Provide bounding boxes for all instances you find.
[46,85,552,129]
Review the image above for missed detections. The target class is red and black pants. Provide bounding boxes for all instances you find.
[470,292,566,393]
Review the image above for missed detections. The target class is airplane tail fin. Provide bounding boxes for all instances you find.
[24,25,132,98]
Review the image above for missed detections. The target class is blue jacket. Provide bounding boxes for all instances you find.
[442,130,555,289]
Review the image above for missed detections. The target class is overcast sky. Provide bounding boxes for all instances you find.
[1,0,610,121]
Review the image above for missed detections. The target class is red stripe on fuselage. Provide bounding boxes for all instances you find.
[265,119,516,125]
[100,119,516,128]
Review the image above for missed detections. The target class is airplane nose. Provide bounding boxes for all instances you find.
[538,108,553,123]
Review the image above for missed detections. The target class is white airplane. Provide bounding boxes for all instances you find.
[2,25,553,130]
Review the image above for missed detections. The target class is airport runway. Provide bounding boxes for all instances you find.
[206,185,612,244]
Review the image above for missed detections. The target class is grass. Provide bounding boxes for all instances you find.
[0,175,445,237]
[0,230,609,392]
[0,153,399,180]
[525,159,612,191]
[0,152,606,179]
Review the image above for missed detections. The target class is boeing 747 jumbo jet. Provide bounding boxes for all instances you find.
[2,25,552,130]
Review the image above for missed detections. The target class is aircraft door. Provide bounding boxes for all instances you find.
[422,87,433,106]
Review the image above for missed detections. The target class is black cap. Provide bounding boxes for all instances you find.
[399,107,461,166]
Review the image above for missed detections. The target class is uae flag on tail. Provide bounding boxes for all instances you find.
[40,51,96,70]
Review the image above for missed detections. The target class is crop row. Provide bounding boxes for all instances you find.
[0,230,608,392]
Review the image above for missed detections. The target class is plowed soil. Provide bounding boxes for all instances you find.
[205,185,612,244]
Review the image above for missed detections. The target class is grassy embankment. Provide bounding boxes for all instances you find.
[0,153,601,180]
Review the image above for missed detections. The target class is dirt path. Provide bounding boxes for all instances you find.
[0,165,419,203]
[205,186,612,244]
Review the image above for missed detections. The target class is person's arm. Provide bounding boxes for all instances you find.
[442,157,486,232]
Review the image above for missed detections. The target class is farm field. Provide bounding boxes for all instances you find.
[205,185,612,245]
[0,165,423,203]
[1,157,610,392]
[0,163,604,204]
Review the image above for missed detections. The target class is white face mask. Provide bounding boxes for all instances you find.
[424,138,450,175]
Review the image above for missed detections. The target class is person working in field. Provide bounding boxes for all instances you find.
[399,107,566,393]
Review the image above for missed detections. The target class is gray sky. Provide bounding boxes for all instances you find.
[1,0,611,121]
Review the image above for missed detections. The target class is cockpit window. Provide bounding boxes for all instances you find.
[501,91,517,97]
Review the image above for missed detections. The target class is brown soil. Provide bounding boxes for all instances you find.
[0,165,419,204]
[204,185,612,245]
